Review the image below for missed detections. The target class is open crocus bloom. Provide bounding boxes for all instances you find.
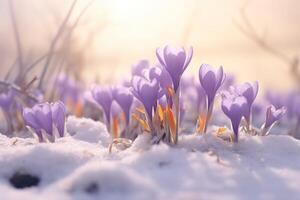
[156,45,193,92]
[230,82,259,126]
[131,76,160,122]
[23,101,66,142]
[199,64,225,107]
[112,86,133,125]
[199,64,225,133]
[221,95,249,142]
[261,105,286,136]
[91,86,113,125]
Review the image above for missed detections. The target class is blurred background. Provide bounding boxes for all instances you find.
[0,0,299,91]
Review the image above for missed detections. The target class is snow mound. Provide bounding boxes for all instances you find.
[0,117,300,200]
[60,161,157,200]
[66,116,110,145]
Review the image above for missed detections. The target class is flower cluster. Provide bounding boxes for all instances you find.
[0,44,294,145]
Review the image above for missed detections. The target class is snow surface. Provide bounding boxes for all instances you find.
[0,116,300,200]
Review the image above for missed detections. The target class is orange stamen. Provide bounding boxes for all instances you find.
[167,86,174,97]
[136,107,146,115]
[166,105,176,139]
[75,101,83,117]
[112,117,119,139]
[132,114,150,132]
[217,127,227,135]
[197,115,207,133]
[157,105,164,122]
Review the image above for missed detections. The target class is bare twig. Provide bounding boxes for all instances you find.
[0,80,38,102]
[24,53,50,76]
[68,0,94,36]
[233,4,300,85]
[8,0,24,82]
[38,0,77,90]
[4,57,18,81]
[48,0,94,100]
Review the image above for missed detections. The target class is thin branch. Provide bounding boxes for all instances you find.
[233,5,300,85]
[0,80,39,102]
[8,0,24,80]
[38,0,77,90]
[24,53,50,76]
[4,57,18,81]
[68,0,94,35]
[233,13,290,64]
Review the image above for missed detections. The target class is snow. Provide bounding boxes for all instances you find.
[0,117,300,200]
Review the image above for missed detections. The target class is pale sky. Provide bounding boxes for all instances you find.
[0,0,299,91]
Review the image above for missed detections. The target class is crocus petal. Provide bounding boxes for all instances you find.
[51,101,66,137]
[156,47,166,67]
[183,47,193,71]
[91,86,113,123]
[33,103,53,136]
[113,87,133,125]
[23,108,40,130]
[221,95,249,142]
[265,105,286,128]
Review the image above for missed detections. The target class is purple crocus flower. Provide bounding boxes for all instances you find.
[91,86,113,124]
[112,86,133,125]
[156,45,193,92]
[199,64,225,133]
[51,102,66,137]
[23,101,66,142]
[261,105,286,136]
[231,82,259,126]
[131,76,160,123]
[142,65,173,102]
[195,82,207,114]
[221,95,249,142]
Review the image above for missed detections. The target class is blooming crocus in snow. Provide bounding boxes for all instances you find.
[156,45,193,92]
[261,105,286,136]
[199,64,225,133]
[156,45,193,144]
[112,86,133,125]
[141,65,173,107]
[23,101,66,142]
[131,76,160,134]
[221,95,249,142]
[91,86,113,127]
[230,82,259,129]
